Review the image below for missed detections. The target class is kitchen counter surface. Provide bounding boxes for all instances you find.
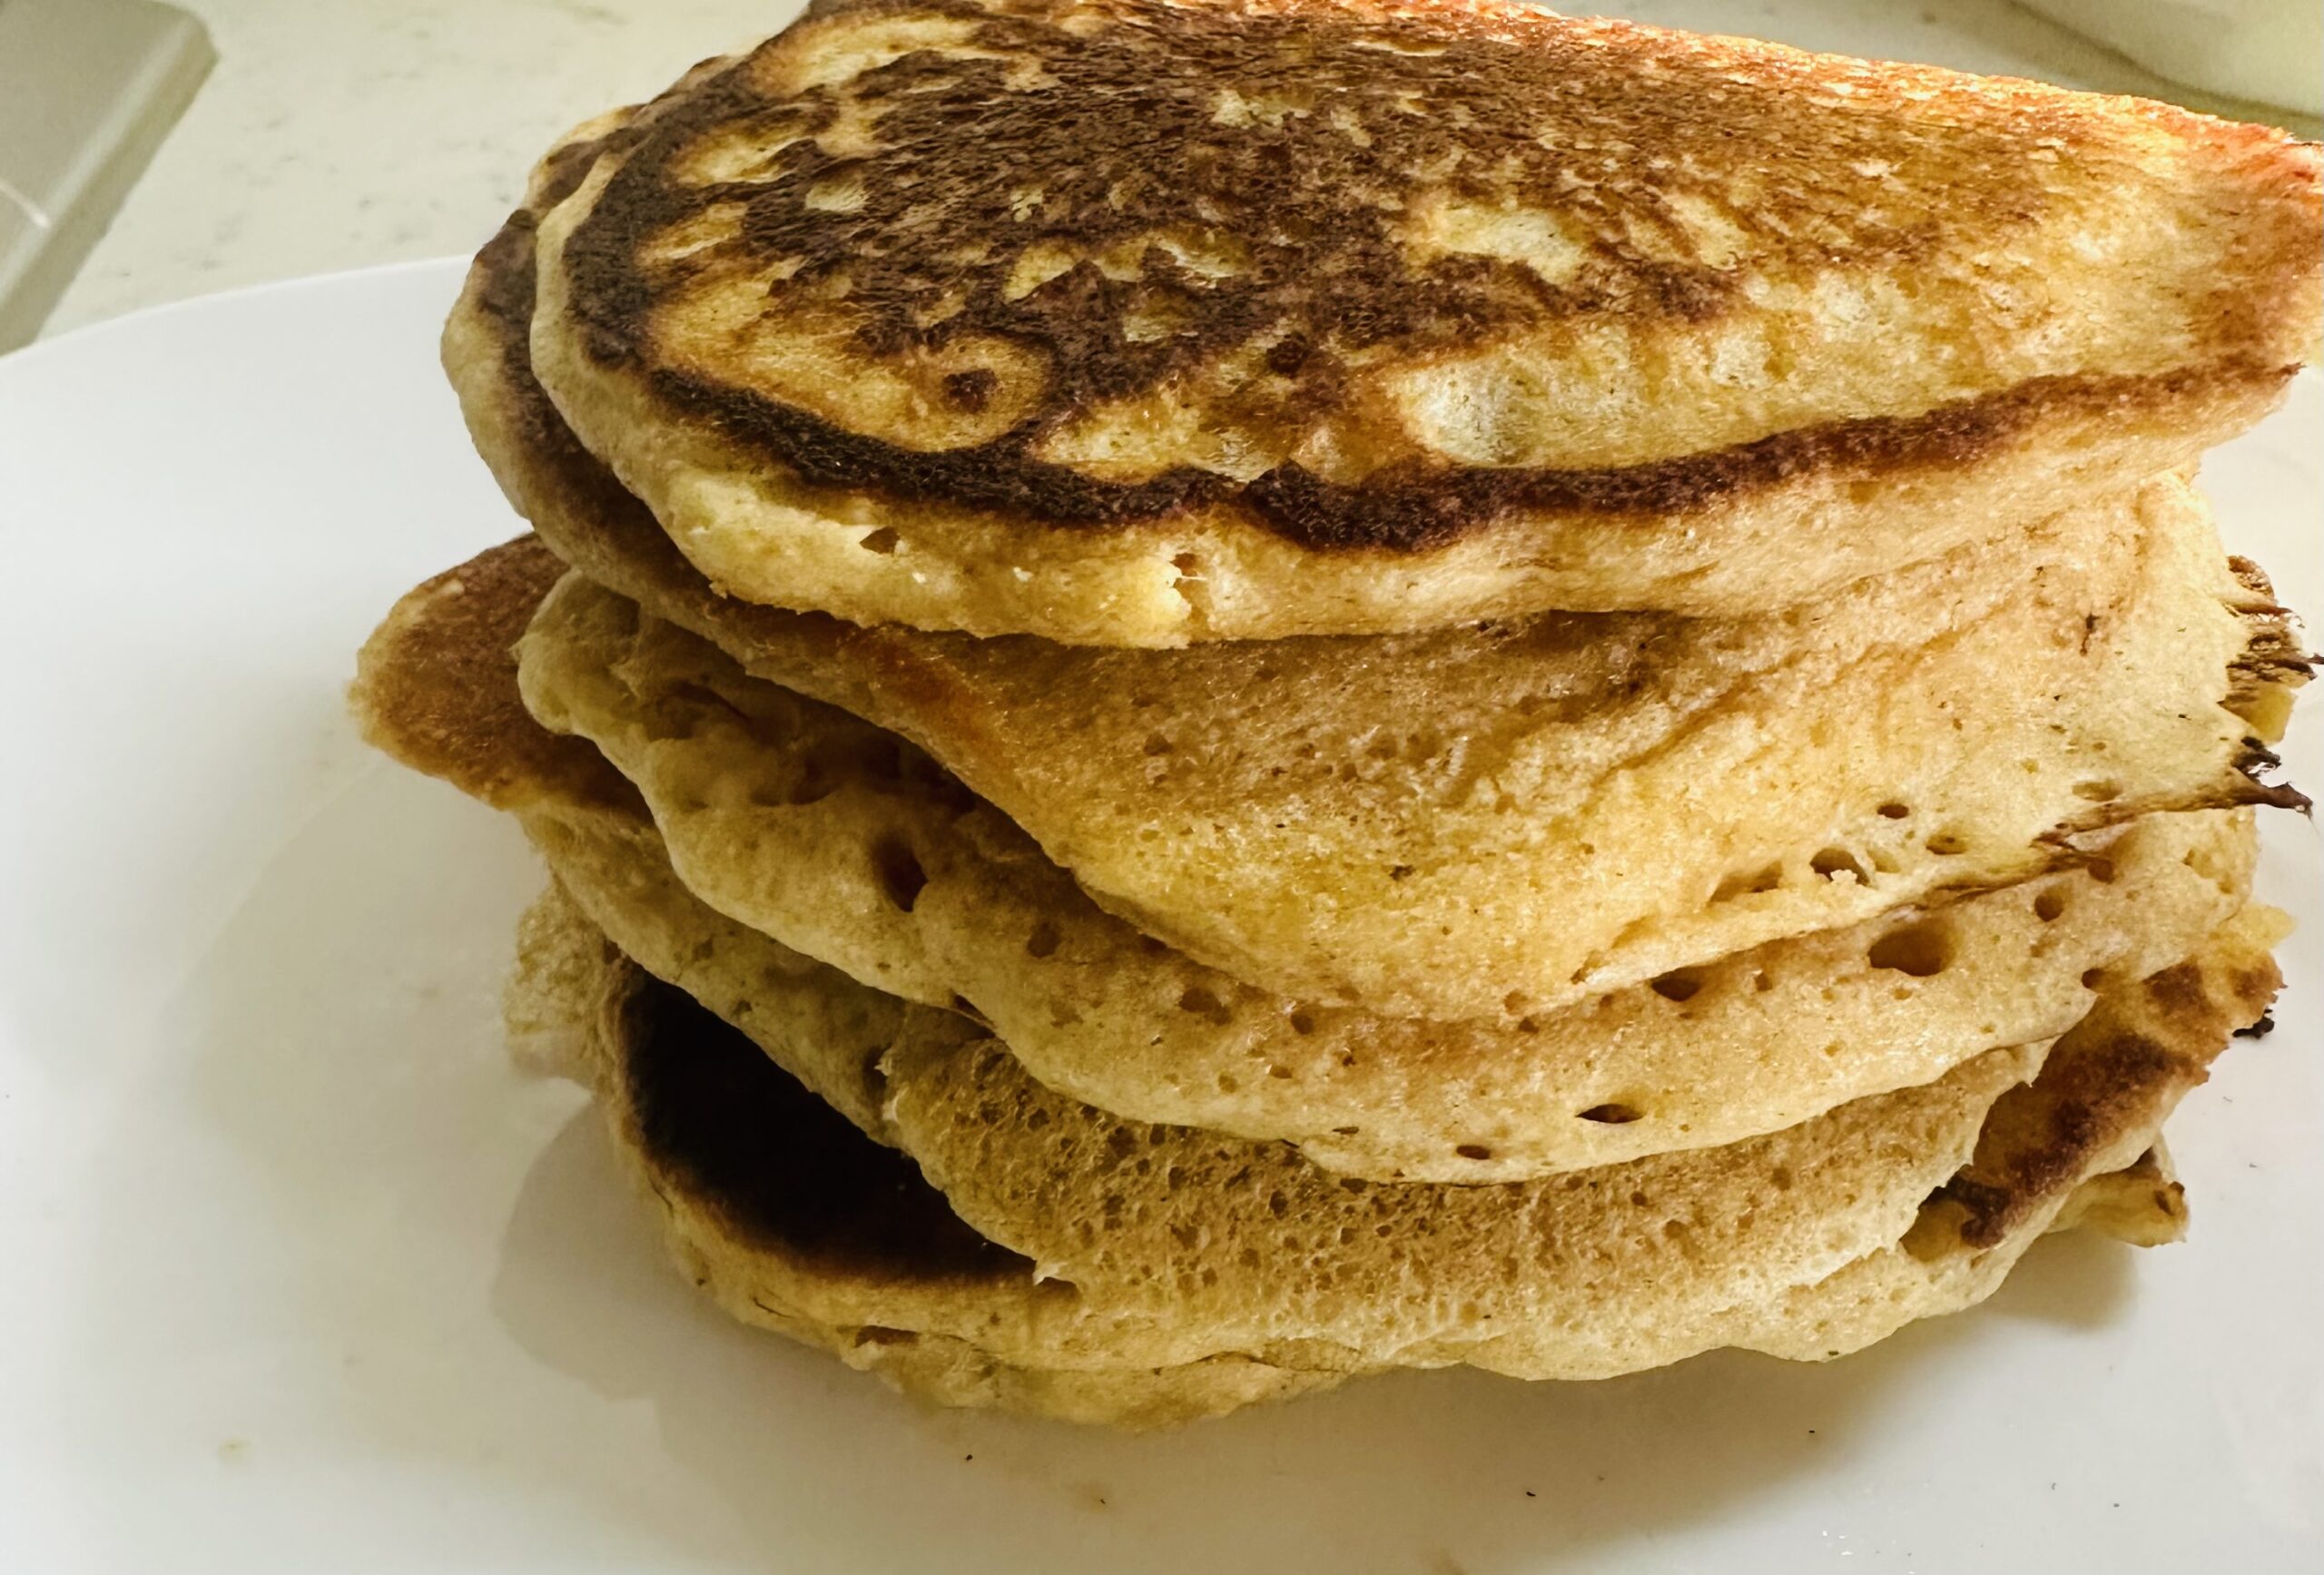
[39,0,2314,339]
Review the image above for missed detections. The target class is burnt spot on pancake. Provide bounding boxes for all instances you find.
[942,367,999,412]
[545,0,2306,550]
[1942,1029,2181,1251]
[1929,943,2280,1249]
[473,215,672,556]
[618,971,1028,1285]
[2142,961,2210,1019]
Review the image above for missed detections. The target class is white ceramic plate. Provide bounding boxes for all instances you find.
[0,261,2317,1574]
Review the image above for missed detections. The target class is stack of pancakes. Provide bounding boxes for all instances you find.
[354,0,2320,1427]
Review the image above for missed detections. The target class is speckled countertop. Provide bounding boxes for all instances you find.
[41,0,2311,338]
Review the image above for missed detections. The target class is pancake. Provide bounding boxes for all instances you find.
[515,482,2303,1023]
[507,887,1346,1429]
[2046,1142,2189,1249]
[350,532,637,818]
[359,537,2258,1180]
[359,547,2274,1418]
[531,783,2257,1184]
[882,913,2276,1379]
[520,881,2271,1409]
[454,114,2310,1023]
[356,545,2277,1391]
[518,0,2320,645]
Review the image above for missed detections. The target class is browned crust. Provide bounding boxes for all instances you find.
[350,536,642,814]
[637,356,2303,552]
[468,190,2316,823]
[610,962,1029,1286]
[549,0,2320,552]
[1931,941,2280,1249]
[2223,552,2319,742]
[474,209,665,548]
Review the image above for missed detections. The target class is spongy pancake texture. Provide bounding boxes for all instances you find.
[359,536,2261,1181]
[883,914,2275,1377]
[352,522,2290,1422]
[517,0,2320,642]
[533,796,2256,1182]
[517,881,2271,1415]
[510,897,1347,1428]
[515,477,2296,1021]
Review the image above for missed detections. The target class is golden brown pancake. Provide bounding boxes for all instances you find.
[517,880,2270,1412]
[514,0,2319,643]
[451,112,2309,1022]
[373,1,2315,1429]
[517,491,2303,1023]
[505,889,1347,1428]
[359,536,2259,1181]
[529,782,2257,1184]
[358,542,2276,1422]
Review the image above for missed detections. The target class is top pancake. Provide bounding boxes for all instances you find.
[522,0,2321,644]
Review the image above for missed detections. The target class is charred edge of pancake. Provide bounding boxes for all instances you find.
[639,336,2299,554]
[2224,594,2314,810]
[2010,763,2305,867]
[472,208,2315,821]
[1931,1033,2181,1252]
[2225,556,2315,660]
[2230,747,2305,822]
[541,16,2303,554]
[615,970,1031,1286]
[2228,575,2315,663]
[2226,618,2316,705]
[622,361,2290,554]
[472,162,677,559]
[468,61,743,535]
[1930,949,2280,1250]
[2227,760,2309,814]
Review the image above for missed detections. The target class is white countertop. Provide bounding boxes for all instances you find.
[39,0,2315,339]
